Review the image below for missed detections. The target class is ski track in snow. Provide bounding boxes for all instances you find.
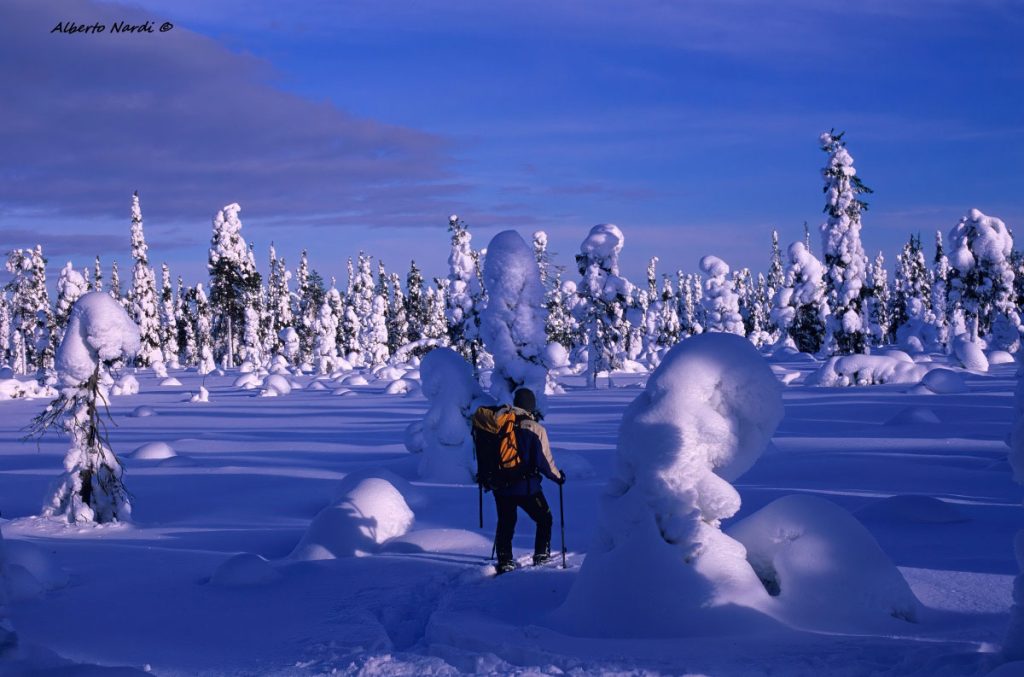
[0,358,1020,675]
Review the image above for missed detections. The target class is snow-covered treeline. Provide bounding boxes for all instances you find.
[1,133,1022,384]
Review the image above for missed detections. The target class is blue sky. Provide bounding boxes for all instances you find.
[2,0,1022,288]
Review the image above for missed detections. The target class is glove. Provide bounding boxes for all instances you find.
[555,470,567,485]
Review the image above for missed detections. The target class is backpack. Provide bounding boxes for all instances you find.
[471,406,535,491]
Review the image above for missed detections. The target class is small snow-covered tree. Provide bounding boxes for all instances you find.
[387,272,409,354]
[208,203,260,367]
[267,244,293,340]
[405,260,428,343]
[865,252,892,346]
[699,256,744,336]
[4,246,50,375]
[575,224,632,388]
[767,230,785,309]
[678,271,700,337]
[109,260,124,306]
[193,283,215,374]
[55,262,88,337]
[92,256,103,292]
[947,209,1018,347]
[545,273,578,350]
[128,192,163,371]
[481,230,551,408]
[930,231,951,350]
[38,292,139,524]
[423,282,449,341]
[446,215,485,369]
[819,130,872,355]
[653,275,682,350]
[772,242,829,354]
[892,234,931,337]
[534,230,559,290]
[314,289,340,374]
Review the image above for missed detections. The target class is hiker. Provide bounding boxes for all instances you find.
[484,387,565,575]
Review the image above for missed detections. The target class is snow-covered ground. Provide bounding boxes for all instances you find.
[0,353,1020,676]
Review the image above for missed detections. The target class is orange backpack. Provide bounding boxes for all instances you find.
[471,406,534,490]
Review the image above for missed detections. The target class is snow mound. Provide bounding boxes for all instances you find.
[3,538,69,601]
[233,373,262,390]
[0,379,55,401]
[883,406,941,426]
[339,373,369,386]
[110,374,139,396]
[129,442,177,461]
[555,452,596,480]
[262,374,292,396]
[333,387,356,397]
[383,378,417,395]
[855,494,968,524]
[381,528,493,555]
[308,381,328,391]
[333,468,428,510]
[56,292,140,383]
[728,494,921,631]
[130,405,156,417]
[290,478,414,561]
[919,368,968,394]
[989,350,1016,366]
[159,377,183,387]
[189,386,209,403]
[375,366,406,381]
[210,553,279,587]
[553,333,783,638]
[810,355,929,387]
[954,336,989,372]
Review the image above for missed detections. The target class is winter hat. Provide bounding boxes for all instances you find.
[513,388,536,412]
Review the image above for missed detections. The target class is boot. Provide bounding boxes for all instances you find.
[495,559,517,576]
[533,550,551,566]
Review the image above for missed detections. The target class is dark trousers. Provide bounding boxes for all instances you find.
[494,491,552,563]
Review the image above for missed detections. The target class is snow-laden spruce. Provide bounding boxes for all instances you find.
[417,347,491,482]
[446,216,485,369]
[43,292,140,524]
[129,193,165,374]
[576,224,632,388]
[819,131,872,355]
[554,333,783,636]
[771,242,829,354]
[480,230,551,409]
[947,208,1019,349]
[208,203,260,368]
[699,255,744,335]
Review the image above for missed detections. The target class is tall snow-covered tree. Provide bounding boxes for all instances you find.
[158,264,179,367]
[193,283,216,374]
[128,192,163,371]
[387,272,409,354]
[314,287,341,374]
[575,224,632,388]
[0,294,11,368]
[947,208,1018,346]
[772,242,829,354]
[352,252,388,365]
[930,231,951,349]
[533,230,557,290]
[481,230,551,407]
[208,203,260,368]
[446,216,485,369]
[700,256,744,336]
[4,246,50,375]
[819,130,872,355]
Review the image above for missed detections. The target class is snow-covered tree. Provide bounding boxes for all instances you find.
[678,271,700,337]
[446,216,485,369]
[387,272,409,354]
[772,242,829,354]
[947,209,1018,347]
[405,261,428,343]
[127,192,163,372]
[208,203,260,367]
[193,283,215,374]
[699,256,744,336]
[159,264,179,367]
[819,130,872,355]
[575,224,632,388]
[4,246,50,375]
[424,280,449,341]
[892,234,931,339]
[481,230,551,407]
[0,294,11,368]
[267,244,293,340]
[930,231,951,350]
[40,293,139,524]
[652,275,682,350]
[533,230,558,290]
[92,256,104,292]
[109,260,123,306]
[314,288,341,374]
[352,252,388,365]
[865,252,892,346]
[767,230,785,309]
[54,262,88,337]
[545,273,578,350]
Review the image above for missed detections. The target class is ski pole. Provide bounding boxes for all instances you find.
[559,481,567,568]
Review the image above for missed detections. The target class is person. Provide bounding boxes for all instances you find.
[492,387,565,575]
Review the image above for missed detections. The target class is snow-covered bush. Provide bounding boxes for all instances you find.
[699,255,744,335]
[417,347,490,482]
[809,354,930,387]
[728,494,920,630]
[290,478,414,560]
[554,333,783,636]
[41,292,139,524]
[953,334,989,372]
[480,230,551,408]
